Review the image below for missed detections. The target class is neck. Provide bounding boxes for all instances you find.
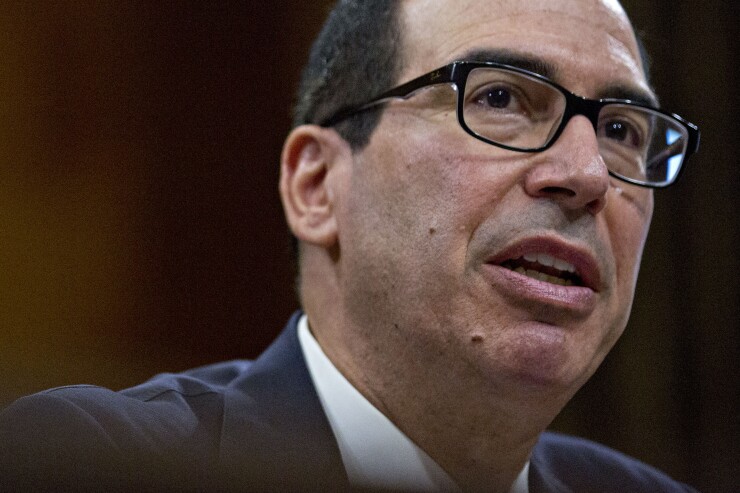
[382,385,542,492]
[349,342,553,492]
[304,310,568,493]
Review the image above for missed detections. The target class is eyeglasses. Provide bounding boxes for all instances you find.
[320,61,700,188]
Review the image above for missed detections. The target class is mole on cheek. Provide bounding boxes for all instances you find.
[471,335,484,343]
[429,228,436,235]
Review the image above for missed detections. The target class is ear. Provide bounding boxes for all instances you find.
[279,125,349,248]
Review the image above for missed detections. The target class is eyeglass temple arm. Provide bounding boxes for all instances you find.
[319,64,457,127]
[686,123,700,156]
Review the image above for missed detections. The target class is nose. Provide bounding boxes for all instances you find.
[523,115,610,215]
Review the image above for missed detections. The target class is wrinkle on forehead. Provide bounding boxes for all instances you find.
[403,0,638,62]
[401,0,648,96]
[604,34,646,83]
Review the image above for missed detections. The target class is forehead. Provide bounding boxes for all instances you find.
[400,0,651,100]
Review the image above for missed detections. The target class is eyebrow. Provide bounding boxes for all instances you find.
[458,48,560,80]
[454,48,659,108]
[596,85,659,108]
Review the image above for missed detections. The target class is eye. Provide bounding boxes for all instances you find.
[471,84,525,114]
[600,119,642,148]
[485,87,513,109]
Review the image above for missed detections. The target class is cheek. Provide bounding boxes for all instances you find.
[348,126,466,238]
[337,117,529,304]
[336,131,480,301]
[383,126,525,234]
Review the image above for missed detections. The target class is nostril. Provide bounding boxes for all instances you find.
[586,195,607,215]
[541,186,576,198]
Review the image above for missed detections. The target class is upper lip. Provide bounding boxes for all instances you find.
[486,236,603,291]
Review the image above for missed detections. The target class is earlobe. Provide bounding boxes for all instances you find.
[279,125,346,248]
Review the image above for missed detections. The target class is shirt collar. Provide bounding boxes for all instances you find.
[297,314,529,493]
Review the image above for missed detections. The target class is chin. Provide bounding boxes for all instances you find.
[502,361,586,395]
[491,323,598,395]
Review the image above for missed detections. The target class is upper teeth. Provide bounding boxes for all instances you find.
[523,253,576,273]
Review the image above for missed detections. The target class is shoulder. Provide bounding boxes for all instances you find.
[531,431,699,493]
[0,313,332,490]
[0,359,255,489]
[1,359,253,446]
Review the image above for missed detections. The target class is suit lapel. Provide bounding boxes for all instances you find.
[217,311,348,490]
[528,436,574,493]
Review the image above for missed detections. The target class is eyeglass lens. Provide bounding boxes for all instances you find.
[463,68,689,186]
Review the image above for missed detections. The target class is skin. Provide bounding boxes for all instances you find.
[280,0,655,490]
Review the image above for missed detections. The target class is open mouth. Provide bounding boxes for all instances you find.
[500,253,583,287]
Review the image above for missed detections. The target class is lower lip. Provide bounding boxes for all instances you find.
[481,263,596,315]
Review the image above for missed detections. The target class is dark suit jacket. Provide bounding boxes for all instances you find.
[0,312,697,492]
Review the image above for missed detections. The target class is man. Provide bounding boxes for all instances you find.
[0,0,700,491]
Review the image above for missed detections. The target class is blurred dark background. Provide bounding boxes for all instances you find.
[0,2,736,491]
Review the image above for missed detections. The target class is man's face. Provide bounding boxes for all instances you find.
[332,0,654,398]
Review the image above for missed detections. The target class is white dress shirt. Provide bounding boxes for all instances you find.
[297,315,530,492]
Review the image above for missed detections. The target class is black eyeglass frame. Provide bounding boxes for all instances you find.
[320,61,701,188]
